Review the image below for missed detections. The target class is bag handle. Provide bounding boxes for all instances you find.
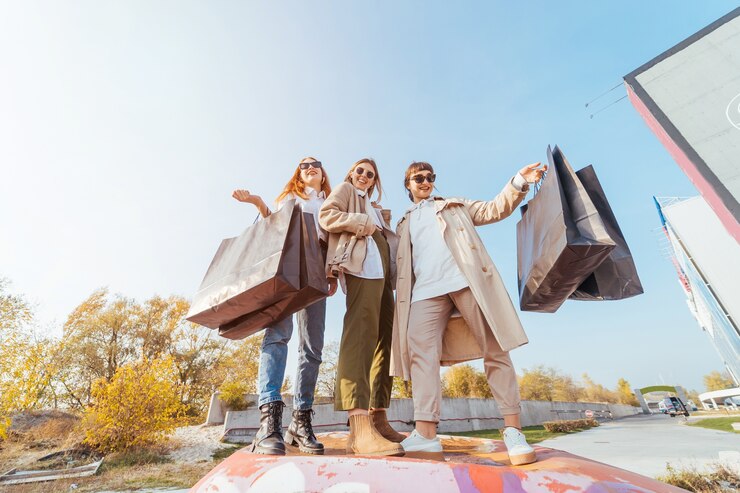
[533,169,547,197]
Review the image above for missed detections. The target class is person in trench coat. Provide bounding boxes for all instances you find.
[319,158,404,457]
[390,160,546,465]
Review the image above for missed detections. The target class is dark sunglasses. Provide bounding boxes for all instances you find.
[299,161,322,170]
[354,167,375,179]
[411,173,436,184]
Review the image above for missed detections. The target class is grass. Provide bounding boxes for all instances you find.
[448,425,571,444]
[657,463,739,492]
[212,444,245,461]
[688,417,740,433]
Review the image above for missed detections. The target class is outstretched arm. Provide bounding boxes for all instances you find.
[465,162,546,226]
[232,189,271,218]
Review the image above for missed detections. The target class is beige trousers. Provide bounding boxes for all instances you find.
[408,287,521,422]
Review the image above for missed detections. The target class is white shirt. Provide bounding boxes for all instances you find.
[408,173,529,303]
[338,188,385,294]
[278,188,328,242]
[343,188,385,280]
[408,198,469,303]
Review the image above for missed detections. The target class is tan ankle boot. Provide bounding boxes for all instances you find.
[347,415,404,456]
[369,409,405,443]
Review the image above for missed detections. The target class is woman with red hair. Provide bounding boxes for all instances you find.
[233,157,337,456]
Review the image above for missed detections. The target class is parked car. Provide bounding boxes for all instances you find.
[659,397,690,417]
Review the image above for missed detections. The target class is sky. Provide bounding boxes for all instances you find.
[1,1,736,393]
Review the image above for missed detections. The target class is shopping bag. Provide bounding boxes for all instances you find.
[517,146,616,312]
[218,212,329,340]
[186,201,302,328]
[569,165,644,300]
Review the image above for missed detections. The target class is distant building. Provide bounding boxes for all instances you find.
[655,196,740,385]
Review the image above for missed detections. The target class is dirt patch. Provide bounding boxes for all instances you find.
[167,425,228,463]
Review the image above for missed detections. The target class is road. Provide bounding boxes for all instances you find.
[537,413,740,478]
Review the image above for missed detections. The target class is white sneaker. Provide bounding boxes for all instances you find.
[400,429,442,453]
[502,427,537,466]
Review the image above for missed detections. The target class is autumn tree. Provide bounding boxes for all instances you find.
[518,366,556,401]
[82,357,186,452]
[392,377,413,398]
[442,364,492,398]
[581,373,618,403]
[213,333,264,409]
[703,370,736,392]
[553,374,584,402]
[0,280,56,439]
[315,341,339,397]
[615,378,639,406]
[55,289,233,415]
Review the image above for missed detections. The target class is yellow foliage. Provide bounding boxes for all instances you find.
[442,364,492,398]
[0,280,55,440]
[218,380,252,411]
[703,370,735,392]
[82,357,186,452]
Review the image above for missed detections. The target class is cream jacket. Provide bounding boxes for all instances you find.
[390,181,529,380]
[318,182,398,282]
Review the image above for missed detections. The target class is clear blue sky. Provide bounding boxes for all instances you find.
[1,2,734,392]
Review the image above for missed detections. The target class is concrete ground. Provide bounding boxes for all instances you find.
[537,413,740,478]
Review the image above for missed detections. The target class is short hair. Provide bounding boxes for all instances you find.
[404,161,435,201]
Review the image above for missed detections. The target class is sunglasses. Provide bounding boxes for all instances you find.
[411,173,436,184]
[354,167,375,179]
[299,161,322,170]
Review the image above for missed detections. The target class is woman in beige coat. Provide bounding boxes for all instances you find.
[391,160,545,465]
[319,158,404,457]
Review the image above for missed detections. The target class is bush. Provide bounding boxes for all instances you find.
[658,463,739,492]
[82,357,186,452]
[217,381,252,411]
[543,418,599,433]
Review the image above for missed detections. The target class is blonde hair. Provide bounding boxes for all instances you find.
[344,158,383,201]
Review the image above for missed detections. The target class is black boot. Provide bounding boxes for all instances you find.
[284,409,324,455]
[248,401,286,455]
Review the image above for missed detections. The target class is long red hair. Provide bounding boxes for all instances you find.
[276,157,332,203]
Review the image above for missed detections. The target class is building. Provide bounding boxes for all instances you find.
[625,8,740,242]
[655,196,740,385]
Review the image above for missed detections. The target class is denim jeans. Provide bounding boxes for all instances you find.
[257,297,326,410]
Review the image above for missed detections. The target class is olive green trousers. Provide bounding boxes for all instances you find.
[334,230,394,411]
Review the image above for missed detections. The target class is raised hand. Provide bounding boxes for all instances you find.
[232,189,270,217]
[232,189,262,205]
[518,162,548,183]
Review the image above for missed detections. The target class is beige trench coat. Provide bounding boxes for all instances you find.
[390,181,529,381]
[319,181,398,282]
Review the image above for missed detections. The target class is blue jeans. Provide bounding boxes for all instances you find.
[257,298,326,410]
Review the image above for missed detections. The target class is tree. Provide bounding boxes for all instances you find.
[615,378,639,406]
[56,289,141,407]
[703,371,735,392]
[0,280,56,439]
[518,366,556,401]
[553,374,584,402]
[82,357,186,452]
[56,289,232,415]
[442,364,491,398]
[581,373,618,404]
[392,377,413,398]
[214,333,264,397]
[315,341,339,398]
